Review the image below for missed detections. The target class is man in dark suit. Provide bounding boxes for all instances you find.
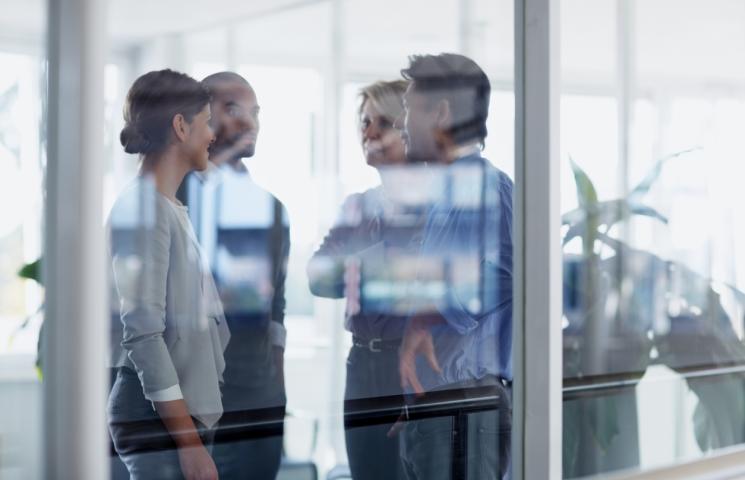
[186,72,290,480]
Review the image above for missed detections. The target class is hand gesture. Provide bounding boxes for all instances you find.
[399,314,443,395]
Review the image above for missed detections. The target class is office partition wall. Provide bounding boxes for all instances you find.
[3,0,745,478]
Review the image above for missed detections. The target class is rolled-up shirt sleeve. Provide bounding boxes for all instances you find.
[112,202,182,401]
[147,384,184,402]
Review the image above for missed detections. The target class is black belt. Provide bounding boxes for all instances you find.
[352,336,401,353]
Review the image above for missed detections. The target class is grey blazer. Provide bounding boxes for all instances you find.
[108,178,231,428]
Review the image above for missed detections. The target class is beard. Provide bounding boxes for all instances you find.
[210,130,256,161]
[234,143,255,159]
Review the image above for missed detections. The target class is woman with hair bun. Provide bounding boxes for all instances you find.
[107,69,229,480]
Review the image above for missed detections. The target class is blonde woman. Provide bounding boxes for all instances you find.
[308,80,415,480]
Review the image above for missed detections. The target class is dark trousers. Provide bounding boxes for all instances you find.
[108,367,215,480]
[212,382,286,480]
[211,406,285,480]
[344,344,406,480]
[210,320,287,480]
[400,377,512,480]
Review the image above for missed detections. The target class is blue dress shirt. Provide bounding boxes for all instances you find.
[412,153,513,392]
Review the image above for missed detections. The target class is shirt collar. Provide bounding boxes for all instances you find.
[451,142,481,162]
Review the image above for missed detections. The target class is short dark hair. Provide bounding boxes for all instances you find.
[401,53,490,147]
[120,69,210,155]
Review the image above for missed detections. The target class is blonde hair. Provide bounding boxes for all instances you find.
[358,80,408,125]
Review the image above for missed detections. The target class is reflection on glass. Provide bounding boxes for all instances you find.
[309,54,514,480]
[562,1,745,477]
[394,55,512,480]
[309,79,415,480]
[0,44,45,480]
[5,0,520,477]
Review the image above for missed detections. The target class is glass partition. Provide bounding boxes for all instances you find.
[100,1,515,479]
[561,0,745,477]
[0,2,46,478]
[20,0,745,477]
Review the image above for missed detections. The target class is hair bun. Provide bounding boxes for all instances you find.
[120,69,210,157]
[120,124,151,154]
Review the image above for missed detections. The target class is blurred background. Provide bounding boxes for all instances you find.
[2,0,745,478]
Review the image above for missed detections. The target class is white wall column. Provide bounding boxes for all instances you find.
[513,0,561,478]
[616,0,635,197]
[44,0,108,478]
[320,0,349,466]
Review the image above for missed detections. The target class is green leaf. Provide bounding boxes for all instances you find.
[596,200,668,232]
[628,147,700,202]
[628,204,668,224]
[562,200,667,246]
[570,157,598,208]
[18,258,42,286]
[563,222,592,247]
[562,207,586,226]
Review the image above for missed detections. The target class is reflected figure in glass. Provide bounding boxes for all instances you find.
[107,69,230,480]
[184,72,290,480]
[394,54,513,480]
[308,80,416,480]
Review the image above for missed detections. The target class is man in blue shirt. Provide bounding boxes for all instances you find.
[394,53,513,480]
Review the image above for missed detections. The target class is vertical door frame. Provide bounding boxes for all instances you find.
[513,0,562,478]
[44,0,108,478]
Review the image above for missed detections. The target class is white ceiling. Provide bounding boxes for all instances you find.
[0,0,330,47]
[2,0,745,86]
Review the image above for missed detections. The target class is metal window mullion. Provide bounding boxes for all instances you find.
[513,0,562,478]
[44,0,108,478]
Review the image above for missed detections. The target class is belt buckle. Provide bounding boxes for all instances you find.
[368,338,382,353]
